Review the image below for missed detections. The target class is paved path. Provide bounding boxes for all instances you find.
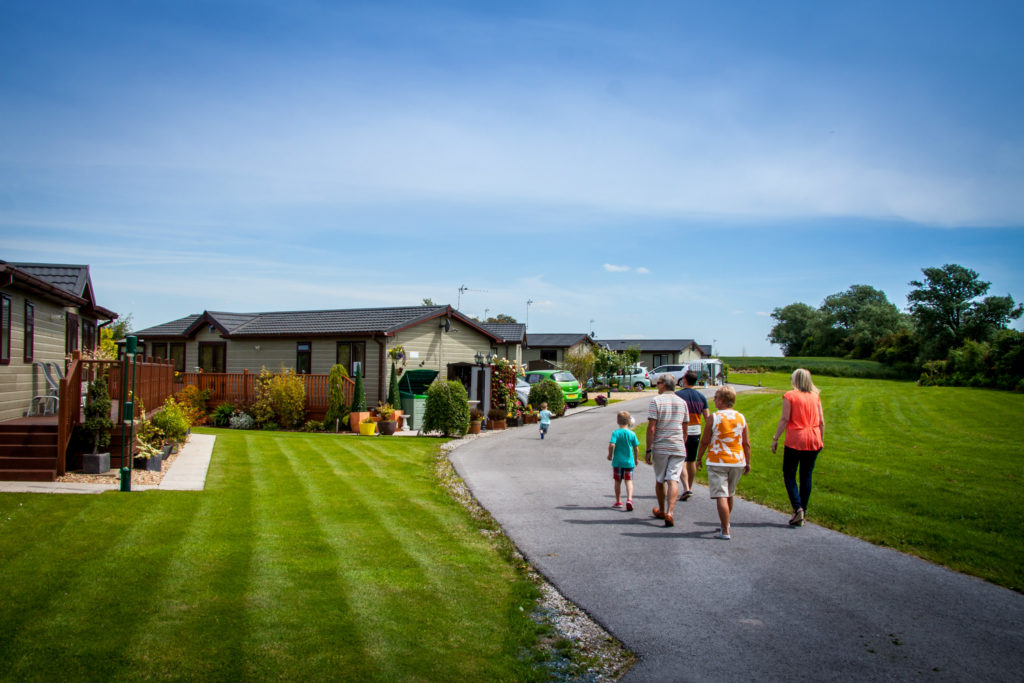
[0,433,216,494]
[450,392,1024,681]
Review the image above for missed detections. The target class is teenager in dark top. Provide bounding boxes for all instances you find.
[675,370,711,500]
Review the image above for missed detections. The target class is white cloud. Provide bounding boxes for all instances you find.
[756,312,770,317]
[603,263,630,272]
[635,267,650,274]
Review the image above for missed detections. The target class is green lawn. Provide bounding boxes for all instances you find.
[0,431,548,680]
[722,355,904,379]
[637,375,1024,591]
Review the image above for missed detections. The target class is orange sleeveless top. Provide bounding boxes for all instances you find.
[783,390,823,451]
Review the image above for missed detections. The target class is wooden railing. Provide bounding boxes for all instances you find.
[57,353,176,476]
[181,371,354,417]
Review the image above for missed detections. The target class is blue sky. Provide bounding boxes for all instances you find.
[2,1,1022,355]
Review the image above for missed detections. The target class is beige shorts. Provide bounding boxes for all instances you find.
[652,450,685,484]
[707,465,744,498]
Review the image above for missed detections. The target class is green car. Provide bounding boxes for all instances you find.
[523,370,585,408]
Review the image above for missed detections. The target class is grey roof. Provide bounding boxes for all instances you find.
[9,262,90,298]
[526,333,593,348]
[133,314,203,337]
[698,344,712,356]
[598,339,699,352]
[134,305,504,341]
[481,323,526,343]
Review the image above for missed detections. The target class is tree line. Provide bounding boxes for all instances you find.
[768,264,1023,390]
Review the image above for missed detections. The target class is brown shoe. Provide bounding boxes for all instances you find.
[652,507,665,519]
[664,513,674,527]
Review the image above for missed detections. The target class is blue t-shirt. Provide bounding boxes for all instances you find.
[539,409,552,425]
[609,428,639,468]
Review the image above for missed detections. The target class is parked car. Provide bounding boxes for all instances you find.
[649,364,690,385]
[515,378,532,407]
[589,366,652,390]
[523,370,585,408]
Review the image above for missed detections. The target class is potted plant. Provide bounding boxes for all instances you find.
[486,407,506,431]
[349,367,372,433]
[358,415,378,436]
[468,408,484,434]
[82,377,113,474]
[523,405,539,424]
[386,361,404,428]
[377,402,398,436]
[132,439,164,472]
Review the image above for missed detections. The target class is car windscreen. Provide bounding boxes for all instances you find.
[552,372,576,382]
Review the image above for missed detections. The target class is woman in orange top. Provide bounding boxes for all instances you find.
[770,369,825,527]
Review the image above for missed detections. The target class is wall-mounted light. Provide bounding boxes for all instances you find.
[254,344,261,352]
[486,352,496,364]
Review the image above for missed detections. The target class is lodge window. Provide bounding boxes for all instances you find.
[198,342,226,373]
[23,300,34,362]
[81,319,96,352]
[653,354,669,367]
[65,313,79,355]
[150,342,169,360]
[540,349,557,362]
[0,294,10,365]
[336,341,366,377]
[296,341,312,374]
[169,343,186,373]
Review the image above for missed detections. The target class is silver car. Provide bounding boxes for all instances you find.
[649,364,690,385]
[590,366,652,390]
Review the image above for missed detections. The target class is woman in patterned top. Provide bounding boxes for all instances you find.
[696,385,750,540]
[771,368,825,527]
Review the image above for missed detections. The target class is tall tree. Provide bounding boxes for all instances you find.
[908,264,1022,359]
[767,303,821,356]
[820,285,906,358]
[484,313,518,324]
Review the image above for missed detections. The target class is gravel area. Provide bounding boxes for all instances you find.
[57,447,181,486]
[440,432,634,681]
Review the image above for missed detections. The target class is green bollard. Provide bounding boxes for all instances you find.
[120,466,131,491]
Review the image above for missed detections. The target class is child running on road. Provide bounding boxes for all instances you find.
[608,411,640,511]
[696,386,750,540]
[538,402,552,439]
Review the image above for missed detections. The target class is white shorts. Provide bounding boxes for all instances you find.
[707,465,744,498]
[652,450,685,484]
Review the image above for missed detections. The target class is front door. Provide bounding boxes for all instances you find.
[65,312,79,356]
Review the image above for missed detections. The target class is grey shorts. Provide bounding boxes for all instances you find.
[652,450,685,484]
[707,465,744,498]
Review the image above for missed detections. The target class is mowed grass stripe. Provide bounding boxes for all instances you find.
[242,431,374,676]
[293,434,531,679]
[121,443,256,679]
[1,493,203,679]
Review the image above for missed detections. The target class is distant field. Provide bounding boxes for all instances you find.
[636,373,1024,591]
[722,355,905,380]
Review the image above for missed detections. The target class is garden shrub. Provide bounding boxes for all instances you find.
[83,376,113,455]
[262,421,281,431]
[422,379,470,436]
[387,362,401,410]
[302,419,325,432]
[151,397,190,442]
[250,368,276,427]
[351,366,367,412]
[324,364,351,431]
[174,385,211,426]
[211,402,236,428]
[528,379,565,415]
[229,412,256,430]
[269,369,306,428]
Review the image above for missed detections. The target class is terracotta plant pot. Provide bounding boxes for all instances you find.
[350,411,372,433]
[468,421,482,434]
[523,414,538,424]
[379,420,398,436]
[486,419,506,431]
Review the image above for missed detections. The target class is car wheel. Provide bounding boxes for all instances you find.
[634,382,645,390]
[567,403,578,409]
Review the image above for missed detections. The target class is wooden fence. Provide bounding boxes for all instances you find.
[57,353,176,476]
[181,371,354,419]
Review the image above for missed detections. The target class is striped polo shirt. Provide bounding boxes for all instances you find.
[648,392,688,456]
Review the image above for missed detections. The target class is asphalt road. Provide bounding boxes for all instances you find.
[449,391,1024,682]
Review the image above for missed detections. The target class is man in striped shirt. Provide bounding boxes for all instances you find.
[645,374,689,527]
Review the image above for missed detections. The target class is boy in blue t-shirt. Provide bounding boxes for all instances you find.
[538,402,552,439]
[608,411,640,511]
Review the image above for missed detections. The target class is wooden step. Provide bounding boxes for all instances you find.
[0,432,59,446]
[0,456,58,469]
[0,469,57,482]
